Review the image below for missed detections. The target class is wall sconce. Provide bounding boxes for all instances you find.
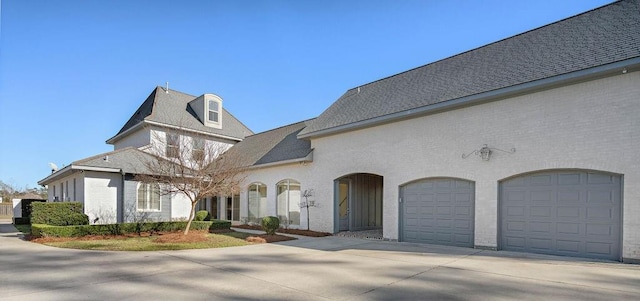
[463,144,515,161]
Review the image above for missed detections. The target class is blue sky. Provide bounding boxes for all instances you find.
[0,0,612,189]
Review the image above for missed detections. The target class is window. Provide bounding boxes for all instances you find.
[277,180,301,226]
[166,133,180,158]
[208,100,219,123]
[226,194,240,221]
[137,183,161,211]
[192,138,205,161]
[248,183,267,222]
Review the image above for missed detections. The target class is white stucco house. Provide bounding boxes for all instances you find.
[38,87,253,223]
[226,0,640,263]
[40,0,639,262]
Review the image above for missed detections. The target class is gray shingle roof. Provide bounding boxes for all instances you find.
[111,87,253,142]
[299,0,640,137]
[73,147,160,175]
[38,147,165,185]
[225,119,314,167]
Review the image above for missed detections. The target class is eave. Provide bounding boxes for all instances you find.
[298,57,640,140]
[247,150,313,170]
[38,165,122,185]
[106,120,244,145]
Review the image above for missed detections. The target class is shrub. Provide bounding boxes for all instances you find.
[31,220,232,238]
[31,202,89,226]
[261,216,280,235]
[194,210,211,221]
[21,199,46,220]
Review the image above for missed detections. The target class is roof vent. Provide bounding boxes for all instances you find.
[103,155,109,162]
[165,82,169,94]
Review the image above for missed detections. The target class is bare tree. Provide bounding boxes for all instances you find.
[300,189,317,231]
[136,127,246,235]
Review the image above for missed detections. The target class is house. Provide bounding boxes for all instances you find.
[40,0,639,262]
[38,87,253,223]
[227,0,640,262]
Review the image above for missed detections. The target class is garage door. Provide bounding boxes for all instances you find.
[500,171,621,260]
[401,178,474,247]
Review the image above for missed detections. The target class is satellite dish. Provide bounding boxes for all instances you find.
[48,163,59,172]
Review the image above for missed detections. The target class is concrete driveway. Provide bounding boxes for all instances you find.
[1,221,638,301]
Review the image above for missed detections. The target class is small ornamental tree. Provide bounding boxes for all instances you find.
[300,189,317,231]
[136,126,247,235]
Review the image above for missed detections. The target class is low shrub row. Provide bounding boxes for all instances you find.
[31,220,232,238]
[31,202,88,226]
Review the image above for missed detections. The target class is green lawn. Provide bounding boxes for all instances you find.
[39,231,255,251]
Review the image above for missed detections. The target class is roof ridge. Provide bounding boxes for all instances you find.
[73,146,139,165]
[348,0,625,92]
[245,118,316,138]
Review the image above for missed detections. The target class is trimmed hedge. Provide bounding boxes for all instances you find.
[31,220,232,238]
[261,216,280,235]
[31,202,89,226]
[194,210,211,221]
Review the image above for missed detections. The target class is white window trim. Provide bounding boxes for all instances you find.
[137,182,162,212]
[205,97,223,129]
[277,179,301,225]
[166,133,180,158]
[248,183,266,221]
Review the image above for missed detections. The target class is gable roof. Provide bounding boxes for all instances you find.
[38,147,163,185]
[224,119,314,168]
[299,0,640,138]
[107,86,253,144]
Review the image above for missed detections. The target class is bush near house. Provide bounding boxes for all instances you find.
[194,210,211,221]
[261,216,280,235]
[31,202,89,226]
[31,220,231,238]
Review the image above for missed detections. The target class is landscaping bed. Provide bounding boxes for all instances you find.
[234,224,332,237]
[28,229,295,251]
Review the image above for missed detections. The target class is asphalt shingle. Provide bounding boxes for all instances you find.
[113,87,253,141]
[300,0,640,137]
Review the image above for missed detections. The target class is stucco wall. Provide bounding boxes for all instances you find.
[113,128,151,150]
[171,192,192,220]
[45,172,84,204]
[122,180,172,222]
[307,72,640,260]
[83,171,121,224]
[240,163,312,229]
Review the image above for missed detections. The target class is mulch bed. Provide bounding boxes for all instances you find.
[233,224,332,237]
[30,229,295,244]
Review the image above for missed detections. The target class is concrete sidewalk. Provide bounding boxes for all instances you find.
[1,221,638,300]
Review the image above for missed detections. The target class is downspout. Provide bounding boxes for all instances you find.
[119,170,125,223]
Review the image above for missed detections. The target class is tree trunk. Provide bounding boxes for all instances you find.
[184,202,197,235]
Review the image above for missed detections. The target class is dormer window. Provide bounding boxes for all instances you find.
[188,94,223,129]
[208,100,219,123]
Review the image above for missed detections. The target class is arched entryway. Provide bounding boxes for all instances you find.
[334,173,383,233]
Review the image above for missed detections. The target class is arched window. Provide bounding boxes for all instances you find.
[137,183,160,211]
[277,179,301,226]
[247,183,267,222]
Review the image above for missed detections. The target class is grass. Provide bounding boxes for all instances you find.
[37,231,256,251]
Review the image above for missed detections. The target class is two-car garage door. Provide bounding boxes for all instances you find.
[400,171,621,261]
[500,171,621,261]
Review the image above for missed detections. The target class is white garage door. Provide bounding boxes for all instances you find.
[500,171,621,261]
[401,178,474,247]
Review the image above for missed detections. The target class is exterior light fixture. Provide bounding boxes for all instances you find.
[463,144,515,161]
